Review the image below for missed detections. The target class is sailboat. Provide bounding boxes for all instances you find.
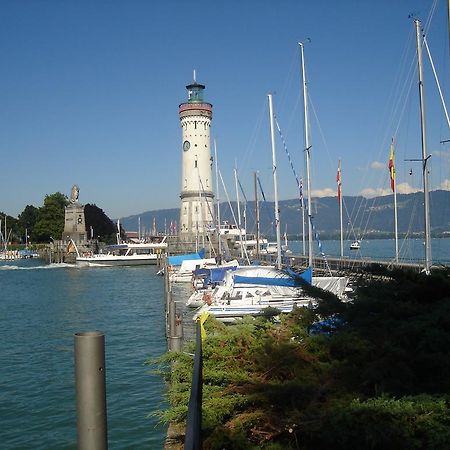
[298,42,349,295]
[0,216,19,260]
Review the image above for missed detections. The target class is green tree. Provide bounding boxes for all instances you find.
[33,193,68,242]
[17,205,38,243]
[84,204,118,244]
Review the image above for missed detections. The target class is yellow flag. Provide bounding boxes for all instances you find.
[197,312,210,341]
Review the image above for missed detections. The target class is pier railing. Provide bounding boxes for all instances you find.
[257,252,429,274]
[184,321,203,450]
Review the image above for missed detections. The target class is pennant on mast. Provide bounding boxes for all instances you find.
[336,160,342,202]
[388,138,396,192]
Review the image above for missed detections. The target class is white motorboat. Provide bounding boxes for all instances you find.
[262,241,292,255]
[233,233,268,256]
[75,238,167,267]
[350,240,361,250]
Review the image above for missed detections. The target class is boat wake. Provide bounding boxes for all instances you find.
[0,262,76,271]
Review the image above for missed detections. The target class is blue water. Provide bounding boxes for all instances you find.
[0,239,448,449]
[0,260,168,449]
[288,237,450,266]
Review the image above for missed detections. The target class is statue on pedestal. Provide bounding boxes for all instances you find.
[70,184,80,204]
[63,184,86,244]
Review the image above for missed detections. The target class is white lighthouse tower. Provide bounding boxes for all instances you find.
[178,76,214,238]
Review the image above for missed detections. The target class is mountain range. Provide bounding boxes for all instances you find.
[119,190,450,239]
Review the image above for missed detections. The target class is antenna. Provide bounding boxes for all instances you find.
[193,69,196,82]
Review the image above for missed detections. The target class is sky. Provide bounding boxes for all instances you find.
[1,0,449,219]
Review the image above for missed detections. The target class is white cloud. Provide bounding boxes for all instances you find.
[360,182,420,198]
[432,150,450,159]
[360,187,391,198]
[396,182,421,194]
[312,188,336,198]
[370,161,385,170]
[439,179,450,191]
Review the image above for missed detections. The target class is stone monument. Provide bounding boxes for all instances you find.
[62,184,87,244]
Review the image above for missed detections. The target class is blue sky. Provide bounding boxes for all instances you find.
[1,0,449,219]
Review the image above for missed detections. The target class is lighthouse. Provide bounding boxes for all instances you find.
[178,76,214,238]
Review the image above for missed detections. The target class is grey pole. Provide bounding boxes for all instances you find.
[74,331,108,450]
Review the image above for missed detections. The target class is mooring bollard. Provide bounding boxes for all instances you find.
[74,331,108,450]
[167,293,183,352]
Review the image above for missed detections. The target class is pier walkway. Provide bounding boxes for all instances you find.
[258,253,431,274]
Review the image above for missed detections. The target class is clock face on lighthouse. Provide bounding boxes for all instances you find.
[183,140,190,151]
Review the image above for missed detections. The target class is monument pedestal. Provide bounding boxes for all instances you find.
[63,204,86,244]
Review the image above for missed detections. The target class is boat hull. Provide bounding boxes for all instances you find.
[76,255,159,267]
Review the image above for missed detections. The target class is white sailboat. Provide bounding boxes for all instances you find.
[267,93,283,269]
[414,19,432,274]
[298,42,349,294]
[0,216,19,260]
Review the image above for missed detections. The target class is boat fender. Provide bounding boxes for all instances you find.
[203,292,212,305]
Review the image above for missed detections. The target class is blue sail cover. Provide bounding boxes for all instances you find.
[234,267,313,287]
[286,266,313,285]
[193,266,238,284]
[168,248,206,266]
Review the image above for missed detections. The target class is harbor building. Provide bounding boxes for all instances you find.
[178,77,215,241]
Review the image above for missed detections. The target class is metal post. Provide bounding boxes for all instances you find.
[168,296,183,352]
[185,321,203,450]
[74,331,108,450]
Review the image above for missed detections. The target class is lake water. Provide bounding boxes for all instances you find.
[288,237,450,266]
[0,260,168,449]
[1,238,448,449]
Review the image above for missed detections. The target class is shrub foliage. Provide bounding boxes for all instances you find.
[149,267,450,449]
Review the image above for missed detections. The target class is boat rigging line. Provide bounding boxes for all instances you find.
[275,109,332,274]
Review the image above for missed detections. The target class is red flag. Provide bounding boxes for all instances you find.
[388,139,395,192]
[336,160,342,202]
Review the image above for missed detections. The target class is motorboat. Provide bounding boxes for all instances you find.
[75,238,167,267]
[262,241,292,255]
[233,233,268,256]
[350,240,361,250]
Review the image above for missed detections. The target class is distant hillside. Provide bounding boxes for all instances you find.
[119,190,450,239]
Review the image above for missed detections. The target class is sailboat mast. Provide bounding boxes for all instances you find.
[254,172,260,259]
[390,139,399,262]
[299,42,313,268]
[300,177,305,255]
[415,19,432,274]
[214,140,222,256]
[338,160,344,258]
[234,166,244,259]
[267,93,282,270]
